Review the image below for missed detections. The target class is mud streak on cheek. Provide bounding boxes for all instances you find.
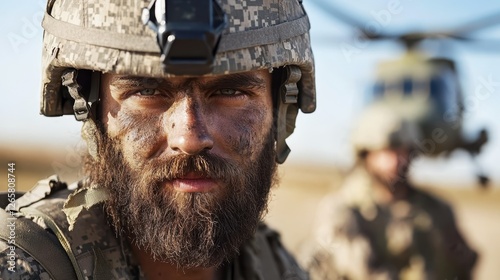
[229,106,271,159]
[114,109,164,163]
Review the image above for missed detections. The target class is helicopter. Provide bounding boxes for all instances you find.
[309,0,500,187]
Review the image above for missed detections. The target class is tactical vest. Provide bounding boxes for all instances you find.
[0,175,308,280]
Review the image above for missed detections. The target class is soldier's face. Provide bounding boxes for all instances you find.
[365,147,411,186]
[101,69,274,183]
[87,69,277,268]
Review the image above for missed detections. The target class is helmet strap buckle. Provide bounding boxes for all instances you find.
[276,66,301,164]
[61,69,100,122]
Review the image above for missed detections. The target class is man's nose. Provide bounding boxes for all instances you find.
[167,98,214,155]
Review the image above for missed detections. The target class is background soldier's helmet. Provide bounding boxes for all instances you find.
[351,100,423,157]
[40,0,316,163]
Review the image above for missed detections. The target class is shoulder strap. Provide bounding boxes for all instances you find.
[20,206,85,280]
[0,208,77,280]
[260,225,309,280]
[234,224,309,280]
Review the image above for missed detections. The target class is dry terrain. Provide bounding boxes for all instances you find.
[1,146,499,279]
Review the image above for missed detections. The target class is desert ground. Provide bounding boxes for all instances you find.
[1,146,499,279]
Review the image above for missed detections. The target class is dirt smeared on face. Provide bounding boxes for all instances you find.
[88,70,278,268]
[113,109,165,166]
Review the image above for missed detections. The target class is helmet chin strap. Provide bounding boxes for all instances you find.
[81,120,101,160]
[61,69,101,121]
[61,70,90,121]
[275,66,301,164]
[61,69,102,160]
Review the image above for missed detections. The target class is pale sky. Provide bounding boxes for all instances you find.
[1,0,500,186]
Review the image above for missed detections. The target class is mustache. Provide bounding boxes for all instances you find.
[142,151,241,184]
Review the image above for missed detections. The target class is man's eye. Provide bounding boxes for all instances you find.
[137,88,158,96]
[216,89,239,96]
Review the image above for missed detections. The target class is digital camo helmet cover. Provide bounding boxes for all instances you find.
[40,0,316,117]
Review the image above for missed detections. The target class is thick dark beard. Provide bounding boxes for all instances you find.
[83,125,277,269]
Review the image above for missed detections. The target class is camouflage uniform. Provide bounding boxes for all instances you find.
[302,167,478,280]
[1,0,317,278]
[0,176,308,280]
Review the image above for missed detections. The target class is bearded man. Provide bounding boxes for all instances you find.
[0,0,316,279]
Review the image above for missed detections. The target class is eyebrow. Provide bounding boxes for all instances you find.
[110,76,165,89]
[110,73,266,92]
[199,73,266,91]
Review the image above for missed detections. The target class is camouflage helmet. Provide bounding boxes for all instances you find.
[40,0,316,163]
[351,100,424,157]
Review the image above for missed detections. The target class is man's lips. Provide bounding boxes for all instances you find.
[170,172,217,193]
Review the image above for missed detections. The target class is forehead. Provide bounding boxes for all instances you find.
[104,69,272,87]
[370,147,409,157]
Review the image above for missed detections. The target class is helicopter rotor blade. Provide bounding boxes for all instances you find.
[308,0,390,40]
[438,11,500,38]
[310,0,500,46]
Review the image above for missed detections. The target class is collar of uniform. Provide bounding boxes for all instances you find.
[62,179,109,231]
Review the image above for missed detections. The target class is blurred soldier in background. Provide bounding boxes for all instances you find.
[0,0,316,279]
[302,100,478,280]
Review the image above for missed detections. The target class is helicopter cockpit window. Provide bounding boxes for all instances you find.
[429,76,447,111]
[373,82,385,97]
[403,78,413,95]
[372,78,414,98]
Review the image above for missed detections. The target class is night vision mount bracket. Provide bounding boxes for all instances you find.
[142,0,227,75]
